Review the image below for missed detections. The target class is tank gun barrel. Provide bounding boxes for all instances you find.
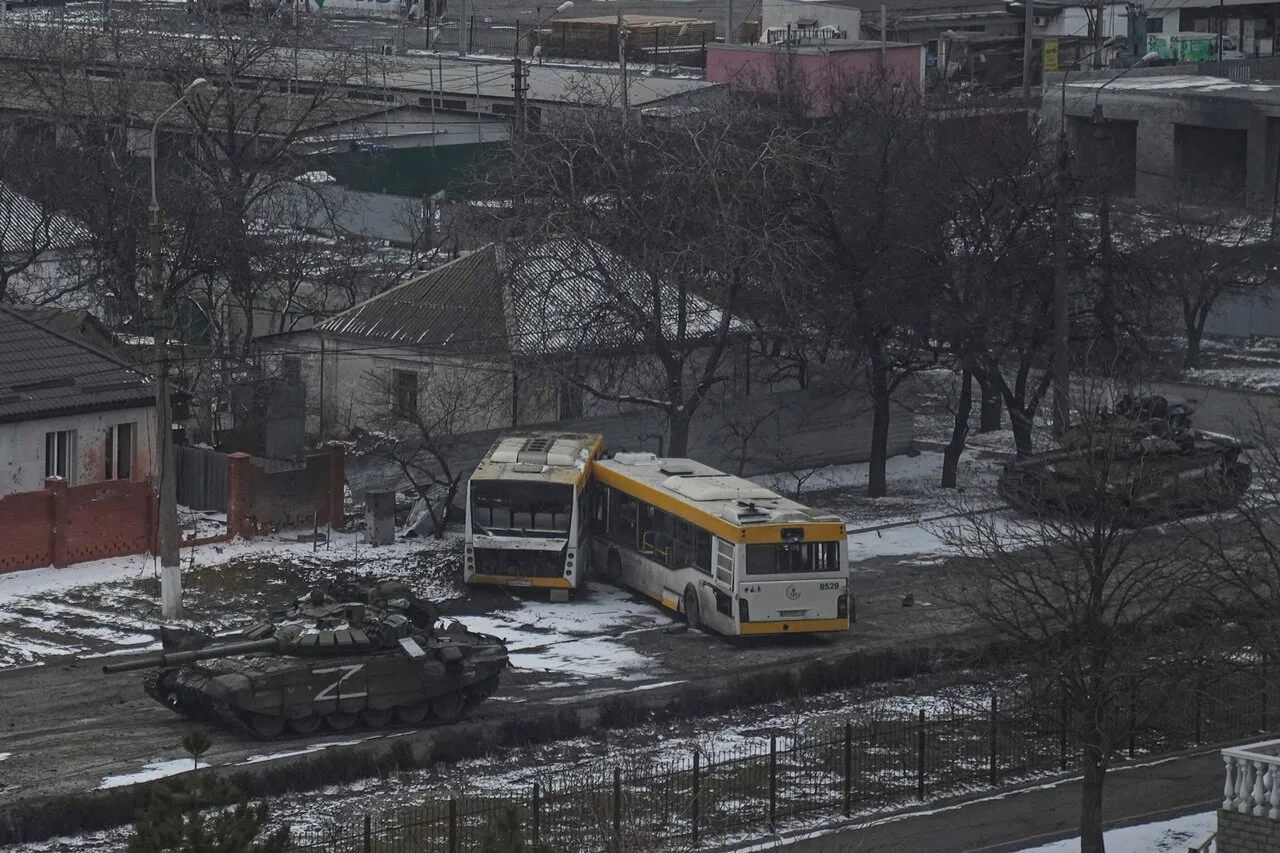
[101,638,280,674]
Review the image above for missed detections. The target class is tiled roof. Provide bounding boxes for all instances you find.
[0,183,91,255]
[0,305,154,424]
[312,240,739,358]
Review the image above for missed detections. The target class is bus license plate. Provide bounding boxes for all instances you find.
[510,579,532,587]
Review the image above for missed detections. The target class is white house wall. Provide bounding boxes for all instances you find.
[761,0,861,39]
[0,405,157,497]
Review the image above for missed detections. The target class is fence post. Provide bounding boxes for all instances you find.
[1059,698,1068,771]
[692,750,700,847]
[916,709,926,801]
[769,734,778,830]
[515,19,521,54]
[843,720,852,816]
[988,695,998,787]
[532,783,541,844]
[1127,677,1136,759]
[1195,683,1203,745]
[363,814,371,853]
[448,798,457,853]
[613,765,622,847]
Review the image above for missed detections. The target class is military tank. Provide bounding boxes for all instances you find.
[103,574,509,739]
[997,394,1251,526]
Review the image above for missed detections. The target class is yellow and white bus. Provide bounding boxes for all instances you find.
[589,452,851,635]
[463,432,604,600]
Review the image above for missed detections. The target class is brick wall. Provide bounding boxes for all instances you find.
[226,445,345,538]
[1218,809,1280,853]
[0,477,155,574]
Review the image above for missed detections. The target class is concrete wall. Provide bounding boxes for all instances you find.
[1218,809,1280,853]
[1205,284,1280,337]
[0,405,157,497]
[344,384,915,497]
[706,43,925,115]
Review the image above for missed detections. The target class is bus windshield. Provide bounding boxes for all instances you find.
[745,541,842,576]
[471,481,574,536]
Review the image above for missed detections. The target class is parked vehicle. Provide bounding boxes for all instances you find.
[1147,32,1245,62]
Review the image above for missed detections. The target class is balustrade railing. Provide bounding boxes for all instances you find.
[1222,739,1280,817]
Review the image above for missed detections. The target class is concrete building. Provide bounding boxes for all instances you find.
[0,305,156,497]
[1046,67,1280,209]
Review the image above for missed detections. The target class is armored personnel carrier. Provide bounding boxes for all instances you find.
[997,394,1250,526]
[103,575,509,739]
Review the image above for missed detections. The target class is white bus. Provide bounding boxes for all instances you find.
[463,432,604,600]
[589,452,851,635]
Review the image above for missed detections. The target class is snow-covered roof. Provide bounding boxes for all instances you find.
[0,183,91,255]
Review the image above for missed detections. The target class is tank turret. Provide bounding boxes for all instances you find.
[102,574,509,739]
[998,394,1250,526]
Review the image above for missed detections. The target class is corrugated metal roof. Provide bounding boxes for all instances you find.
[316,248,508,353]
[313,239,739,358]
[0,183,91,255]
[0,305,154,424]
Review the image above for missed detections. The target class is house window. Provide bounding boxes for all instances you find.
[44,429,75,482]
[105,422,135,481]
[394,369,419,419]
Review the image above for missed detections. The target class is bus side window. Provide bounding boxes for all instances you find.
[674,520,697,570]
[695,530,713,574]
[639,503,674,565]
[614,493,637,546]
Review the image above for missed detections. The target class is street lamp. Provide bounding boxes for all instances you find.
[149,76,207,621]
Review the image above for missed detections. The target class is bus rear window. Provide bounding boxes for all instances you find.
[472,481,574,534]
[745,542,841,575]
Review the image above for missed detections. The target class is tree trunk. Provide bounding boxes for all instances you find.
[977,373,1003,432]
[868,359,891,498]
[1009,404,1035,456]
[667,408,692,458]
[1079,745,1108,853]
[1182,321,1204,371]
[942,367,972,489]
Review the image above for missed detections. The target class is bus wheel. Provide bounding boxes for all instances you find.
[605,551,622,585]
[684,586,702,631]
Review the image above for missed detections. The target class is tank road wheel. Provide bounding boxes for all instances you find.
[396,701,432,725]
[249,713,286,740]
[431,692,466,724]
[464,675,501,706]
[288,714,322,735]
[325,711,357,732]
[360,708,393,728]
[684,586,702,632]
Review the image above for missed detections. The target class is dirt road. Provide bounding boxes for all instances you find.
[0,553,968,805]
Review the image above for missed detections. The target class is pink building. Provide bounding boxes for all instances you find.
[705,42,926,117]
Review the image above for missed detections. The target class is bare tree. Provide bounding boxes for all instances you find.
[1125,203,1280,371]
[360,361,509,538]
[941,381,1223,853]
[477,89,801,456]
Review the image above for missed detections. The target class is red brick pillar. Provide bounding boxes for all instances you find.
[45,476,68,568]
[327,444,346,531]
[226,453,252,539]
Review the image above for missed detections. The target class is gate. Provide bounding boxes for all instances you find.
[176,445,228,513]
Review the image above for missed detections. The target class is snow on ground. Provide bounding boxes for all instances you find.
[98,758,208,790]
[459,584,676,680]
[1011,811,1215,853]
[1185,366,1280,393]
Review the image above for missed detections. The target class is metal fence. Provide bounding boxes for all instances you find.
[288,669,1280,853]
[429,16,709,67]
[176,444,229,513]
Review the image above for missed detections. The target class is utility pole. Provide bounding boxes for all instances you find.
[725,0,733,44]
[459,0,468,55]
[1093,104,1115,361]
[880,5,886,60]
[151,202,181,618]
[1052,125,1071,436]
[1022,0,1034,107]
[511,55,527,136]
[617,11,629,123]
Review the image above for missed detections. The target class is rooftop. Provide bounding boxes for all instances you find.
[305,239,739,358]
[1060,72,1280,112]
[0,305,153,425]
[471,432,603,486]
[710,40,922,54]
[0,183,91,255]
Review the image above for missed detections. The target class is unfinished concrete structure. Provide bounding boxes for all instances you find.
[1045,66,1280,209]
